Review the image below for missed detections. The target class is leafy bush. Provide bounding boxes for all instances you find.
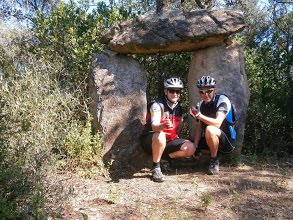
[0,190,17,219]
[30,2,132,93]
[243,45,292,157]
[61,116,105,177]
[0,52,106,217]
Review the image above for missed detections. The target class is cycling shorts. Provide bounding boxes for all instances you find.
[140,133,189,158]
[199,130,235,153]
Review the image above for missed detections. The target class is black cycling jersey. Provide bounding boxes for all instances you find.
[199,94,231,136]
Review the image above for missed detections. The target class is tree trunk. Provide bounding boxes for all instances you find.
[156,0,182,13]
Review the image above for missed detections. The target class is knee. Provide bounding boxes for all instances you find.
[205,126,218,138]
[152,132,166,145]
[182,141,196,156]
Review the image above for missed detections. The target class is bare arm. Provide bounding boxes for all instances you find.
[151,121,165,132]
[150,102,172,132]
[197,111,226,128]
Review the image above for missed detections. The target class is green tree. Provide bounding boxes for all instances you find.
[225,0,293,157]
[31,2,103,91]
[0,0,60,25]
[30,1,138,93]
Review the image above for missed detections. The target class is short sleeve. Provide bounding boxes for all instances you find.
[150,102,162,123]
[216,95,231,115]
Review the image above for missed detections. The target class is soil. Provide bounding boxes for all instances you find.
[47,157,293,220]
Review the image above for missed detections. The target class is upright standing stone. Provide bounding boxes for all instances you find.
[187,42,249,153]
[89,50,148,165]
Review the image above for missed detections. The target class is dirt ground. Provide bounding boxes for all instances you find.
[48,157,293,220]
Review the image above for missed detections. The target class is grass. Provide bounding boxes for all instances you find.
[201,193,213,210]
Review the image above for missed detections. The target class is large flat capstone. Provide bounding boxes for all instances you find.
[100,9,246,54]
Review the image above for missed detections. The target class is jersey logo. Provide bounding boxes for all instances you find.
[218,106,226,112]
[151,104,161,112]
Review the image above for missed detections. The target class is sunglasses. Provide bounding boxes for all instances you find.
[168,89,181,94]
[199,88,214,95]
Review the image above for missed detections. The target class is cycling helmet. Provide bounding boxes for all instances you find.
[197,75,216,88]
[164,77,184,89]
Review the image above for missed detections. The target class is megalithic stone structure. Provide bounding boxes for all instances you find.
[91,9,248,167]
[89,50,148,167]
[187,41,249,154]
[100,9,245,54]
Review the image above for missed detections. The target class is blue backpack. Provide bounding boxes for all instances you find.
[216,94,239,141]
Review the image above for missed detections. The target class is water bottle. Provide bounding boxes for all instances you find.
[165,111,170,119]
[164,111,173,128]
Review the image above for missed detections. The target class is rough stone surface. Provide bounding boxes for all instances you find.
[187,41,249,153]
[100,9,246,54]
[89,49,148,165]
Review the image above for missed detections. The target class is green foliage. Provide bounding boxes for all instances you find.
[244,42,292,157]
[29,188,46,219]
[30,1,137,93]
[0,1,134,216]
[0,0,291,216]
[0,193,17,219]
[0,55,82,217]
[225,0,271,48]
[201,193,213,209]
[108,184,119,204]
[31,2,103,91]
[0,25,27,78]
[62,115,105,176]
[227,0,293,158]
[1,60,80,163]
[0,0,60,23]
[137,52,192,107]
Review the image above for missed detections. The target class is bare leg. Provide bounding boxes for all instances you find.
[169,141,195,158]
[152,132,166,163]
[205,126,221,157]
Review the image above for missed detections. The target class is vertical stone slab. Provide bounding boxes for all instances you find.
[187,42,250,153]
[89,50,148,165]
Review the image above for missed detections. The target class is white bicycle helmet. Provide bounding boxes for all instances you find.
[197,75,216,88]
[164,77,184,89]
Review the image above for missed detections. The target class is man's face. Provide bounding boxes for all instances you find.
[199,87,216,103]
[164,88,181,103]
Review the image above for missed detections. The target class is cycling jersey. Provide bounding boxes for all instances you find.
[141,96,183,142]
[199,94,231,136]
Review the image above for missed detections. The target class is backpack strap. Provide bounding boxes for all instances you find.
[216,94,239,125]
[215,94,233,125]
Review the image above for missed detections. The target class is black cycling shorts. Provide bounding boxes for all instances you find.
[140,133,189,158]
[199,130,235,153]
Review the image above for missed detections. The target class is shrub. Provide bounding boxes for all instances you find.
[61,115,105,177]
[0,54,105,216]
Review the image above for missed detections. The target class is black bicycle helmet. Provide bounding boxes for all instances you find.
[197,75,216,88]
[164,77,184,89]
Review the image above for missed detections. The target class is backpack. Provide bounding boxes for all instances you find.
[216,94,240,141]
[225,100,240,126]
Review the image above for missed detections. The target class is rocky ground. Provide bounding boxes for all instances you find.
[47,157,293,220]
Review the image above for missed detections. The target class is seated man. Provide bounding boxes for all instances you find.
[140,77,195,182]
[190,75,236,175]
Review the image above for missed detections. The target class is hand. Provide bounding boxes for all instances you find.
[163,118,173,129]
[189,106,200,118]
[193,145,202,160]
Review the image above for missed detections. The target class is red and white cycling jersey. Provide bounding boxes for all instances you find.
[141,96,183,142]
